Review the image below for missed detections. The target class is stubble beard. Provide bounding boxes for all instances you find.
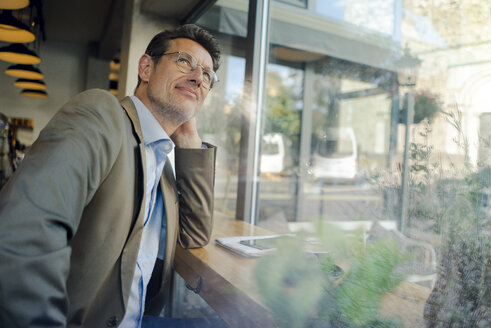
[147,88,194,128]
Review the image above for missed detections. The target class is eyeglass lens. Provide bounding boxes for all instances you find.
[174,52,216,89]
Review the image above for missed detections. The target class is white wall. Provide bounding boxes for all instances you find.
[118,0,176,99]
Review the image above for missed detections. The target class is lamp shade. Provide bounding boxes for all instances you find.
[5,64,43,79]
[0,0,29,10]
[109,80,118,95]
[21,89,48,98]
[14,78,46,90]
[108,72,118,81]
[110,58,120,71]
[0,43,41,64]
[0,11,35,43]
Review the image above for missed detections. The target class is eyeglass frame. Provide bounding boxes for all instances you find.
[161,51,218,90]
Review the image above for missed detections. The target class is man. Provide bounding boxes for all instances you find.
[0,24,220,327]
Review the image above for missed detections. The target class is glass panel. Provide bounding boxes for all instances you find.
[253,0,491,327]
[315,0,400,37]
[275,0,307,9]
[315,0,345,20]
[257,63,304,226]
[197,0,249,38]
[196,1,249,217]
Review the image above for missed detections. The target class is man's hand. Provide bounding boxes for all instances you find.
[171,118,202,148]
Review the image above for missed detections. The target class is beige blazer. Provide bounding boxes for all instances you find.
[0,89,216,328]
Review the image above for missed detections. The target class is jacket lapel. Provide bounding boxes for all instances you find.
[119,96,147,308]
[120,96,144,140]
[118,96,179,310]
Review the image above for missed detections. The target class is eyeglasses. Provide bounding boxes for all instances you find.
[162,51,218,90]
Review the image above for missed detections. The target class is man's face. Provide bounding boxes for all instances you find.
[144,38,214,127]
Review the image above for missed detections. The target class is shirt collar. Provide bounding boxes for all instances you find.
[130,96,174,150]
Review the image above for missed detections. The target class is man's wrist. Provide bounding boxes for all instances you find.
[174,136,202,148]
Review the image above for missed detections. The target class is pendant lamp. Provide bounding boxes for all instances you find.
[108,72,118,81]
[109,80,118,95]
[5,64,43,79]
[0,11,35,43]
[21,89,48,98]
[0,0,29,10]
[14,78,46,90]
[0,43,40,64]
[110,58,120,71]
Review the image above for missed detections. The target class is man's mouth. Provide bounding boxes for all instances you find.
[176,86,199,99]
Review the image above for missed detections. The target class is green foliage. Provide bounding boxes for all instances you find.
[328,239,404,327]
[254,235,325,328]
[424,177,490,327]
[315,224,405,328]
[407,121,446,232]
[399,92,442,124]
[413,92,442,124]
[410,107,491,327]
[264,69,302,145]
[254,224,406,328]
[407,108,490,233]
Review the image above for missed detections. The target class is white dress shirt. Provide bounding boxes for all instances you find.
[119,96,174,327]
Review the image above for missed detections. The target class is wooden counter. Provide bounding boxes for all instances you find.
[174,213,431,328]
[175,212,276,327]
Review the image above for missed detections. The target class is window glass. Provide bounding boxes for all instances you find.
[315,0,400,37]
[197,0,249,38]
[257,64,304,222]
[196,1,249,217]
[276,0,307,9]
[253,0,491,327]
[315,0,346,20]
[197,54,246,217]
[199,0,490,326]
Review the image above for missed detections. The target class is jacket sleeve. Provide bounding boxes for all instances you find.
[174,143,216,248]
[0,89,124,327]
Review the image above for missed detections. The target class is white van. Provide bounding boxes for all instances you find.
[260,133,286,175]
[311,127,358,182]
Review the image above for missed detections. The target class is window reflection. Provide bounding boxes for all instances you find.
[197,0,490,326]
[256,52,396,227]
[259,1,489,327]
[276,0,307,9]
[312,127,358,181]
[198,54,246,216]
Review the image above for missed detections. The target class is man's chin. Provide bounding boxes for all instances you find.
[173,107,196,126]
[178,102,198,119]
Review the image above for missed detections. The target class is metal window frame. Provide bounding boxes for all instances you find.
[235,0,271,224]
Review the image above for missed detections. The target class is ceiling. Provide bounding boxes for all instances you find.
[43,0,115,45]
[41,0,214,59]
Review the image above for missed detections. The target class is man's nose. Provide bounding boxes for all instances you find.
[188,66,204,86]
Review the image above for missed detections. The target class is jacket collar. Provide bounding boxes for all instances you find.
[120,96,144,144]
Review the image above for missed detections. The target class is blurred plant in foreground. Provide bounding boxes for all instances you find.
[423,166,490,327]
[422,108,491,327]
[254,223,406,328]
[403,106,490,327]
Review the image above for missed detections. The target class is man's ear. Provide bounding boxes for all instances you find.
[138,54,153,83]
